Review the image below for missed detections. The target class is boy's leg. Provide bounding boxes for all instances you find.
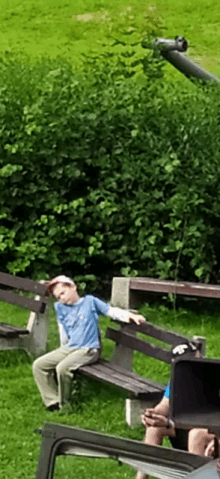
[33,347,69,407]
[56,347,100,407]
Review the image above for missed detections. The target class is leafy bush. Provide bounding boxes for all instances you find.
[0,47,220,287]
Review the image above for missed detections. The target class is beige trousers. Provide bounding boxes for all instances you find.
[33,346,100,408]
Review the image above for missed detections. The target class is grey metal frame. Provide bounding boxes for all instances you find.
[35,423,211,479]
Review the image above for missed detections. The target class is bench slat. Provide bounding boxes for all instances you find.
[86,362,157,392]
[78,360,164,396]
[0,322,29,338]
[120,321,192,346]
[79,364,142,394]
[0,272,47,295]
[106,328,172,363]
[0,289,47,313]
[99,360,165,391]
[130,277,220,299]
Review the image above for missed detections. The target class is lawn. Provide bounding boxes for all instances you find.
[1,0,220,477]
[1,0,220,80]
[1,298,220,478]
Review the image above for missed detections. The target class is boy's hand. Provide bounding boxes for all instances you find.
[128,312,146,324]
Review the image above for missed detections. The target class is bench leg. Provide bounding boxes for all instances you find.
[126,398,161,428]
[0,336,30,354]
[26,288,50,357]
[111,343,133,370]
[192,335,206,357]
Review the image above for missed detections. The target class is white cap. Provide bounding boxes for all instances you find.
[53,275,74,285]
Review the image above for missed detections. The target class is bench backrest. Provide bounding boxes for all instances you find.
[0,272,48,313]
[129,277,220,299]
[106,321,202,364]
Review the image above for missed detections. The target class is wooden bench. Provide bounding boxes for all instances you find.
[0,272,49,357]
[111,276,220,310]
[77,318,204,427]
[76,276,210,427]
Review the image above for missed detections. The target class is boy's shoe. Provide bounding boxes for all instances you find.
[47,403,60,412]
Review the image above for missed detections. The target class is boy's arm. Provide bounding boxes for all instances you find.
[107,306,146,325]
[92,296,145,325]
[57,320,68,346]
[54,305,68,346]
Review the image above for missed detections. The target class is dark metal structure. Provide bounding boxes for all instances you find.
[142,36,220,83]
[35,423,211,479]
[170,357,220,437]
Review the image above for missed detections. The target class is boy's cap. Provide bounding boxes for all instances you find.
[46,275,74,294]
[52,275,74,285]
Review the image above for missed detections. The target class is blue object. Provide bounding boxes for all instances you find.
[164,382,170,398]
[55,295,109,349]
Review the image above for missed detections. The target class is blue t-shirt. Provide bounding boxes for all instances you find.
[54,295,109,349]
[164,382,170,398]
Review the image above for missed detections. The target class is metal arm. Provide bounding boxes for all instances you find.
[142,36,220,83]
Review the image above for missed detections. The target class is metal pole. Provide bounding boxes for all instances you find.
[142,36,220,84]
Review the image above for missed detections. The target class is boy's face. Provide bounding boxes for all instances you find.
[53,282,78,305]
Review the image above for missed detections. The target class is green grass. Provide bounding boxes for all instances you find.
[1,299,220,478]
[1,0,220,80]
[1,0,220,477]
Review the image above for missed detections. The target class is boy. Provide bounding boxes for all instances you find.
[33,275,146,411]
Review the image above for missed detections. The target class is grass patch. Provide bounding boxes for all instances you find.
[0,299,220,478]
[0,0,220,80]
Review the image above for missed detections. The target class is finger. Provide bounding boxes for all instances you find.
[144,408,155,416]
[205,441,214,457]
[143,418,162,427]
[137,316,146,322]
[142,417,156,427]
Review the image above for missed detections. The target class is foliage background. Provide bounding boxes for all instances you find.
[0,52,220,287]
[1,1,220,290]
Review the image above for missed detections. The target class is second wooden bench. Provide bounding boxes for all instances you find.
[77,317,204,427]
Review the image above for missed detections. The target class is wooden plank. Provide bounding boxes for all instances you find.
[87,362,159,393]
[78,361,164,395]
[78,364,142,394]
[0,272,47,295]
[0,289,47,313]
[106,328,172,363]
[130,277,220,299]
[121,321,192,346]
[99,360,165,391]
[0,322,29,338]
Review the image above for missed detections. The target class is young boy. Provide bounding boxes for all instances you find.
[33,275,146,411]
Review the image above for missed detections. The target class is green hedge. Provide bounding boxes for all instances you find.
[0,53,220,287]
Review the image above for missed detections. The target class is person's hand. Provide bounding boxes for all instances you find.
[142,408,170,428]
[204,439,215,457]
[204,437,220,457]
[128,312,146,325]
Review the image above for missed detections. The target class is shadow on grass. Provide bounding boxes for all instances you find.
[70,374,127,412]
[0,349,32,367]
